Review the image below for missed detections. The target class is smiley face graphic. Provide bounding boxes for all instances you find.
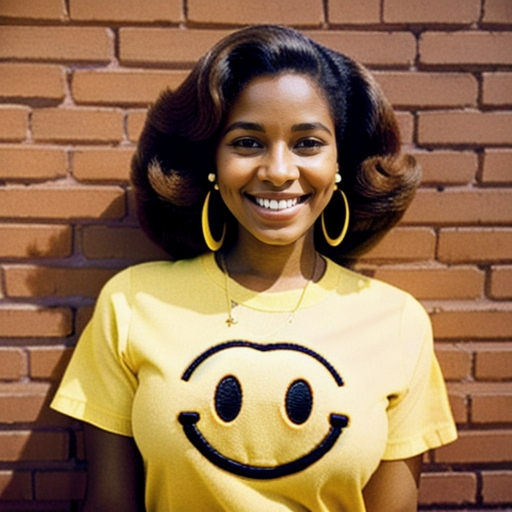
[178,341,349,480]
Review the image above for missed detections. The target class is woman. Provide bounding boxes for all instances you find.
[51,25,457,511]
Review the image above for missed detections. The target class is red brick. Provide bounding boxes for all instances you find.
[0,348,25,380]
[0,471,32,501]
[431,310,512,340]
[435,429,512,464]
[472,386,512,423]
[438,228,512,263]
[0,26,112,63]
[419,472,477,505]
[395,111,413,145]
[0,307,72,338]
[0,105,29,142]
[76,305,94,335]
[360,227,436,262]
[374,266,484,300]
[0,430,68,461]
[435,344,472,381]
[446,389,467,424]
[483,0,512,24]
[73,147,133,182]
[418,111,512,145]
[404,189,512,226]
[70,0,182,22]
[306,31,416,66]
[119,28,231,66]
[4,266,118,298]
[475,342,512,380]
[82,226,167,260]
[0,64,65,101]
[375,72,477,108]
[0,146,67,181]
[29,346,73,380]
[329,0,380,24]
[126,187,140,222]
[420,31,512,66]
[482,471,512,503]
[413,150,477,185]
[32,108,123,143]
[483,73,512,106]
[0,0,66,20]
[188,0,324,26]
[385,0,480,23]
[0,382,51,423]
[0,224,72,258]
[0,185,125,220]
[127,109,148,142]
[483,149,512,184]
[34,471,86,501]
[490,266,512,299]
[72,69,188,106]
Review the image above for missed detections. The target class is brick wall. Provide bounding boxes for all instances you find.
[0,0,511,510]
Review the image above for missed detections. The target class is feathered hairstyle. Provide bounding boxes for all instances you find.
[131,24,421,264]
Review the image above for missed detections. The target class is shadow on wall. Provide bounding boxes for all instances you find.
[0,192,167,511]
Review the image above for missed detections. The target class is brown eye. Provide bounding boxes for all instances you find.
[296,138,322,148]
[232,138,262,149]
[285,379,313,425]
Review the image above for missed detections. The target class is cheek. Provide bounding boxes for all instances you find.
[309,164,337,195]
[216,155,252,193]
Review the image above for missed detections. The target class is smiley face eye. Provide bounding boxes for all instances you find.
[215,375,242,422]
[285,379,313,425]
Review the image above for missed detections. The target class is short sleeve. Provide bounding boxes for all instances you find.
[50,268,136,436]
[382,296,458,460]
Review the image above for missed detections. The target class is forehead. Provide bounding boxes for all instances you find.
[226,73,333,122]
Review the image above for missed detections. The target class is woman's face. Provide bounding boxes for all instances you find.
[216,73,338,249]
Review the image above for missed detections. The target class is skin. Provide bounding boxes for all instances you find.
[82,423,145,512]
[81,73,424,511]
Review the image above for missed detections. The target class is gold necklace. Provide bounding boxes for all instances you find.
[218,253,318,328]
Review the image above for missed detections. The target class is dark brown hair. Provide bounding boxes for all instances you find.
[131,24,421,264]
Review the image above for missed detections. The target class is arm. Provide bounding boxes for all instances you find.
[82,423,146,512]
[362,454,423,512]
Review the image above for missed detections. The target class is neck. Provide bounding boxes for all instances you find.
[217,232,324,293]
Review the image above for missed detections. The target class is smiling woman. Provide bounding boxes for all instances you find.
[50,25,457,512]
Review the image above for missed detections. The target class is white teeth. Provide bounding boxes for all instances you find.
[255,197,298,210]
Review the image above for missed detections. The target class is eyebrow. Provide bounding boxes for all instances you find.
[292,122,333,136]
[223,121,333,137]
[222,122,265,135]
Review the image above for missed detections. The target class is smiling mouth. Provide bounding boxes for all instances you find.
[178,411,349,480]
[247,194,308,212]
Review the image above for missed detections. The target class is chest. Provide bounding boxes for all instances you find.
[129,295,408,492]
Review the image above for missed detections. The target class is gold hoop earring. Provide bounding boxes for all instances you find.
[321,189,350,247]
[202,190,226,251]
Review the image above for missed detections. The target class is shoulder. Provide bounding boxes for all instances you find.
[327,259,430,327]
[98,256,206,302]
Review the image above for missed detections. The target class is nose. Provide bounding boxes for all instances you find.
[257,144,299,187]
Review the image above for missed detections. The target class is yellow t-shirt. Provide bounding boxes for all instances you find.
[51,254,457,512]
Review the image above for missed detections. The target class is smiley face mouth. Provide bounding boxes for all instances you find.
[178,411,349,480]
